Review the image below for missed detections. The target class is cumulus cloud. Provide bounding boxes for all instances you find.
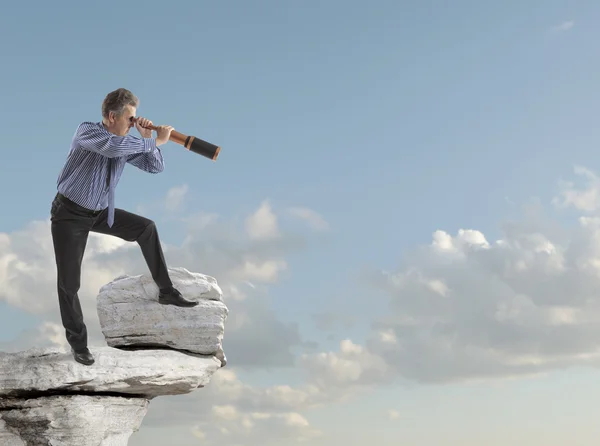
[0,219,134,316]
[266,166,600,391]
[287,207,330,231]
[553,165,600,212]
[200,406,320,444]
[341,166,600,384]
[134,368,325,445]
[246,200,280,240]
[298,339,392,398]
[136,336,395,445]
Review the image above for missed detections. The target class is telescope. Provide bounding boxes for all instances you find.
[134,118,220,161]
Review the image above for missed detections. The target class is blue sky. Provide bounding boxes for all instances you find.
[3,0,600,444]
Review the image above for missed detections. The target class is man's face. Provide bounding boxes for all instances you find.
[110,105,136,136]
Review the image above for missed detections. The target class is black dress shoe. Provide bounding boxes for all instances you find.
[71,347,94,366]
[158,287,198,307]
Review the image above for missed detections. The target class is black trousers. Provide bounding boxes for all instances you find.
[50,193,173,350]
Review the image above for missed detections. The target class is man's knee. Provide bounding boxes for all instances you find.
[137,219,157,241]
[58,278,81,297]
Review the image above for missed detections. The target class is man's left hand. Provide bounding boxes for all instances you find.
[135,117,153,138]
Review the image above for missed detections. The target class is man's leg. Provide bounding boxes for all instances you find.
[91,208,197,306]
[91,208,172,289]
[50,201,91,352]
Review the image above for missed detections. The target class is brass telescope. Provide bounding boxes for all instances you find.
[135,118,220,161]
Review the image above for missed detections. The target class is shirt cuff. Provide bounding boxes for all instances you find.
[142,137,157,153]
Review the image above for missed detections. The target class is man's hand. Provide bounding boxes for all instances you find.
[135,117,153,138]
[156,125,175,146]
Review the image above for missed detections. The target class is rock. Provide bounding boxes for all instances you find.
[0,395,148,446]
[97,267,228,364]
[0,267,229,445]
[0,346,221,399]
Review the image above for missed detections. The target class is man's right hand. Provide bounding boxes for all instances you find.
[155,125,175,146]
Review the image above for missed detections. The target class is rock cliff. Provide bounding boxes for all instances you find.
[0,267,228,445]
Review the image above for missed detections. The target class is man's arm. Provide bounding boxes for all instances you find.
[126,146,165,173]
[75,122,157,158]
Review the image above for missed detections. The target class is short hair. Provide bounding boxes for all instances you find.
[101,88,139,119]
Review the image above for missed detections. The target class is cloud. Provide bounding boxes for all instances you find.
[134,368,325,445]
[0,219,134,316]
[0,321,69,353]
[135,184,189,216]
[551,20,574,32]
[134,337,396,444]
[299,339,392,393]
[553,165,600,212]
[339,166,600,384]
[246,200,280,240]
[287,207,329,231]
[254,165,600,393]
[164,184,188,213]
[200,406,320,444]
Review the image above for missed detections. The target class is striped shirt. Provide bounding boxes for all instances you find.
[56,121,164,211]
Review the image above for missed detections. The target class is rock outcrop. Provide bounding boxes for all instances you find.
[0,267,228,446]
[97,267,227,366]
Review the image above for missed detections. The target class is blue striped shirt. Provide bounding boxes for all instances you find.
[56,121,164,211]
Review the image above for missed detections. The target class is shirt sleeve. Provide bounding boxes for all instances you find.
[126,146,165,173]
[74,122,157,158]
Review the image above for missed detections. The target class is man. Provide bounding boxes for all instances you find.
[50,88,198,367]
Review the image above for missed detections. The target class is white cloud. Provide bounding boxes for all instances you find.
[213,405,239,420]
[134,185,189,216]
[197,409,319,444]
[231,258,287,283]
[165,184,188,212]
[246,200,280,240]
[0,220,132,315]
[0,321,69,353]
[266,166,600,390]
[348,166,600,384]
[136,368,325,446]
[299,339,391,393]
[287,207,329,231]
[553,166,600,212]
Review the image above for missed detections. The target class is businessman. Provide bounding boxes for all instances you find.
[50,88,198,366]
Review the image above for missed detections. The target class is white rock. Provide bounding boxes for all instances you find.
[97,267,228,362]
[0,346,221,399]
[0,395,148,446]
[0,268,230,444]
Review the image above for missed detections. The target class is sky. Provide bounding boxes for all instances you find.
[2,0,600,444]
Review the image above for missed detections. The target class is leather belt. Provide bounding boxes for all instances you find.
[56,193,103,217]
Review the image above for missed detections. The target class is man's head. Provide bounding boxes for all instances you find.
[101,88,139,136]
